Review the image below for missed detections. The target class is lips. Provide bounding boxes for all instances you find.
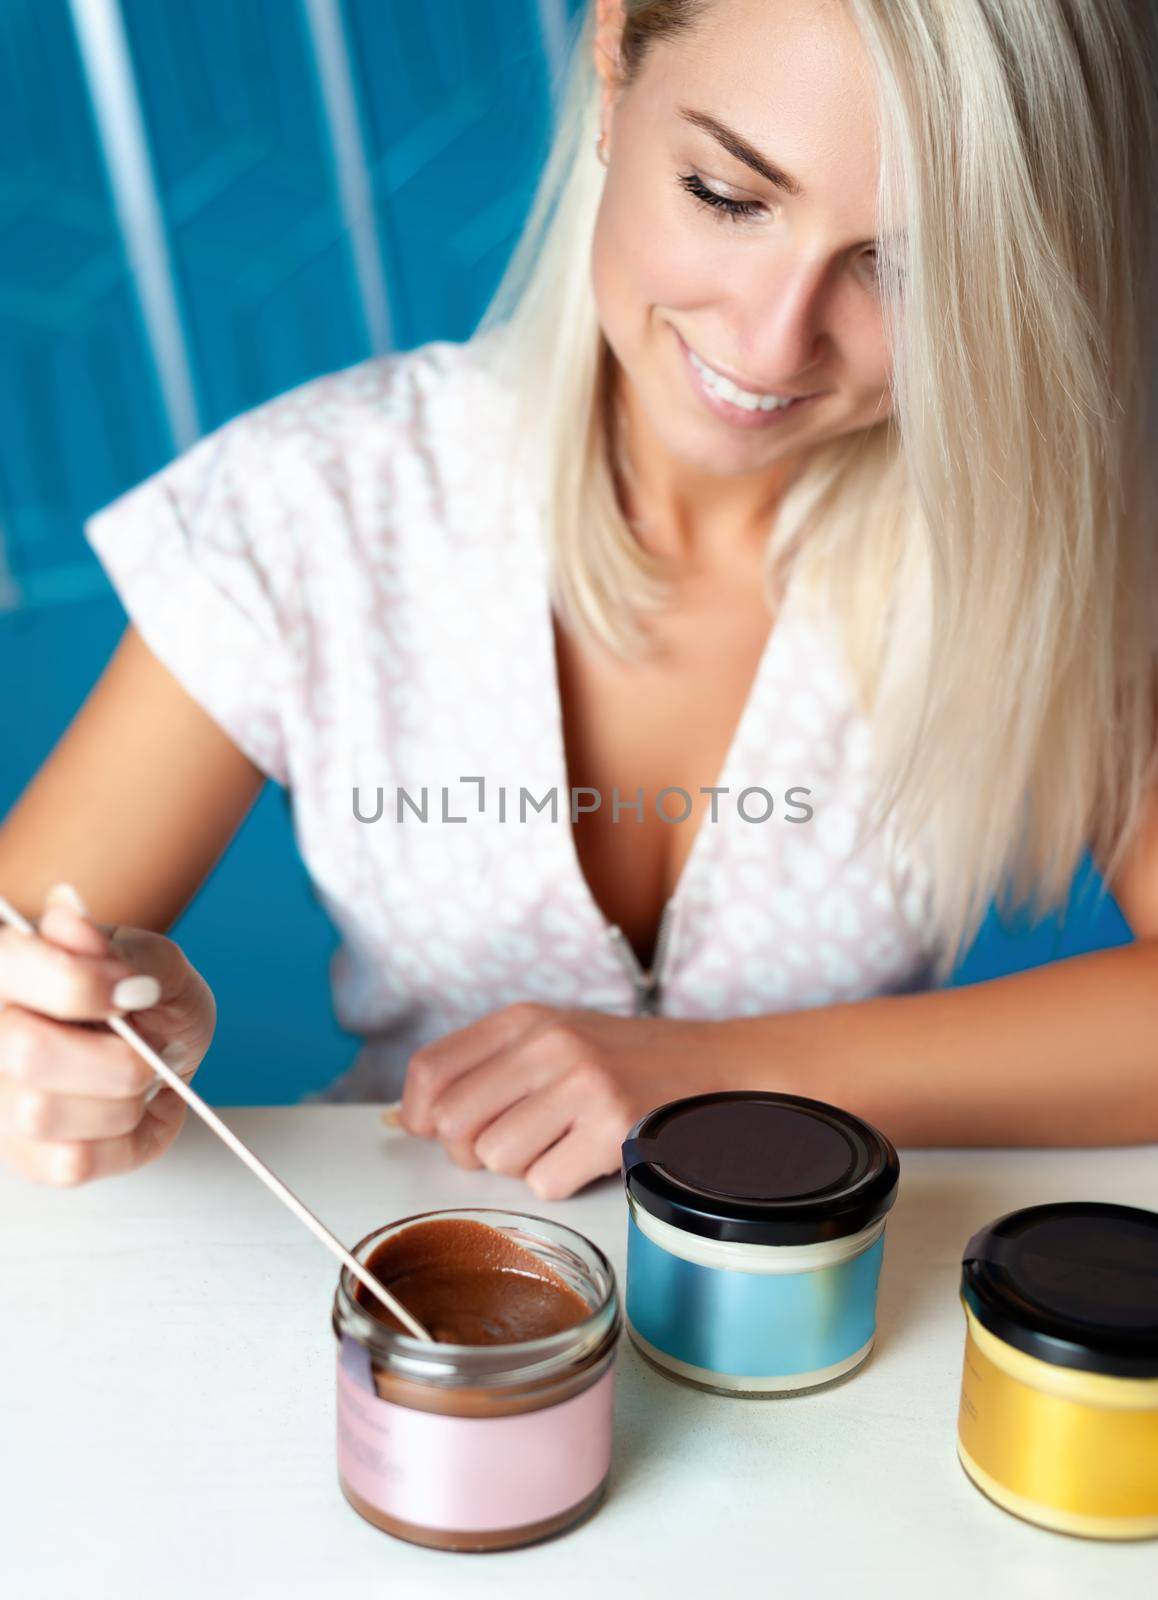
[678,331,815,402]
[673,327,822,429]
[689,350,805,410]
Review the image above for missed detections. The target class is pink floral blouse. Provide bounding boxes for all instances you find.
[84,336,938,1100]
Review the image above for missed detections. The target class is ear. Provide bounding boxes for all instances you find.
[594,0,627,137]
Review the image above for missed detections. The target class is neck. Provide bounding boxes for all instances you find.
[606,353,806,570]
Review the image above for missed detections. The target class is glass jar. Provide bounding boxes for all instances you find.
[332,1207,621,1552]
[622,1091,900,1394]
[957,1201,1158,1539]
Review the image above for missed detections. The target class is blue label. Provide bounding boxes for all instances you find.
[626,1215,884,1378]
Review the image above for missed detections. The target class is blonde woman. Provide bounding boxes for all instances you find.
[1,0,1156,1198]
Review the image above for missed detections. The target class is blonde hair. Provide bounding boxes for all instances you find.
[474,0,1158,983]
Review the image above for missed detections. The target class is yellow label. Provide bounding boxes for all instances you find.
[957,1311,1158,1522]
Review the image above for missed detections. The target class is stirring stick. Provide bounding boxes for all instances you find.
[0,894,433,1342]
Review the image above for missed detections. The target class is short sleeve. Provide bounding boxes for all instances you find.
[84,412,297,788]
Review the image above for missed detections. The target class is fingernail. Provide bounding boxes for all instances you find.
[161,1041,198,1081]
[46,882,88,915]
[111,975,162,1011]
[50,1146,82,1184]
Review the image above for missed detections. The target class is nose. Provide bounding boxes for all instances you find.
[729,252,828,386]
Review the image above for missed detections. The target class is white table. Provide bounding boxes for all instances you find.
[2,1109,1155,1598]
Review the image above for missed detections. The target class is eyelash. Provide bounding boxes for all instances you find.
[675,169,883,286]
[676,169,764,223]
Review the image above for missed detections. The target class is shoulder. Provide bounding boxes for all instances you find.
[212,333,518,545]
[131,336,502,505]
[112,334,518,583]
[85,336,507,591]
[206,334,507,482]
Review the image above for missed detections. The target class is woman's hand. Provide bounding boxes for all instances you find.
[0,882,216,1185]
[399,1002,756,1199]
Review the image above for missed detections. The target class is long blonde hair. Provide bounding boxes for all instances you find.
[474,0,1158,983]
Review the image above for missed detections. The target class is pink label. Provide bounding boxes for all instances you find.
[336,1341,616,1532]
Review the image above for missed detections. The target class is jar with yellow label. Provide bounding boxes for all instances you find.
[957,1200,1158,1540]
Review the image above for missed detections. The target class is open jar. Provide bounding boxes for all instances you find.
[331,1208,620,1552]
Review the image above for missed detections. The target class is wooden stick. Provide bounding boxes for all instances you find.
[0,896,433,1342]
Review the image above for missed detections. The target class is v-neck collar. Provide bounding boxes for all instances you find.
[532,534,806,987]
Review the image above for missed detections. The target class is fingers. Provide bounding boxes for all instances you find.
[401,1003,554,1136]
[471,1091,576,1182]
[37,902,112,958]
[524,1127,621,1201]
[438,1134,484,1170]
[450,1051,634,1197]
[37,879,123,950]
[0,1009,196,1137]
[425,1029,578,1147]
[401,1006,635,1199]
[0,923,157,1022]
[142,1043,198,1105]
[0,1092,186,1186]
[0,1076,147,1140]
[0,882,183,1026]
[0,1005,158,1097]
[0,885,207,1190]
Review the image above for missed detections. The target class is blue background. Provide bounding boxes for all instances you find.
[0,0,1133,1103]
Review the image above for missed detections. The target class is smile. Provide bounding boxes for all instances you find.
[688,349,804,409]
[673,328,821,428]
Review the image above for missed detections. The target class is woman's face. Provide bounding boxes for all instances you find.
[591,0,900,485]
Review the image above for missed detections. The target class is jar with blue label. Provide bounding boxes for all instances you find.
[621,1091,900,1395]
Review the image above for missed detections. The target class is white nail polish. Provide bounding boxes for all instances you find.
[50,1146,81,1184]
[111,975,162,1011]
[161,1041,199,1082]
[46,882,88,915]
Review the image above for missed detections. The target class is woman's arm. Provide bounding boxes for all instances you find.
[399,933,1158,1202]
[401,788,1158,1195]
[399,936,1158,1199]
[727,936,1158,1147]
[745,785,1158,1147]
[0,623,262,1185]
[0,624,266,929]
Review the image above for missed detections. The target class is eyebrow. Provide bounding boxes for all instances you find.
[676,104,906,248]
[677,106,805,196]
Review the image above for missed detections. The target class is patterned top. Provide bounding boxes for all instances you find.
[84,335,939,1101]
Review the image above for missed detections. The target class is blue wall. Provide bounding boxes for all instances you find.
[0,0,1133,1103]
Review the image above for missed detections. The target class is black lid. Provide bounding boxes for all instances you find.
[621,1091,900,1245]
[961,1202,1158,1378]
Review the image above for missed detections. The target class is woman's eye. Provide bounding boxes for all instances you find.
[676,170,765,223]
[863,250,904,297]
[676,170,896,297]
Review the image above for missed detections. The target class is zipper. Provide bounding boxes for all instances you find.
[606,897,679,1016]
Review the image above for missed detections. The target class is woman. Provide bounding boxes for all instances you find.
[1,0,1156,1197]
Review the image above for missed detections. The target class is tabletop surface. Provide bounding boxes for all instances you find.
[3,1107,1156,1599]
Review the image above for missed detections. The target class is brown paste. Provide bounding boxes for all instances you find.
[352,1216,591,1344]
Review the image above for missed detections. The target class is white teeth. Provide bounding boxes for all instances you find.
[688,348,799,411]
